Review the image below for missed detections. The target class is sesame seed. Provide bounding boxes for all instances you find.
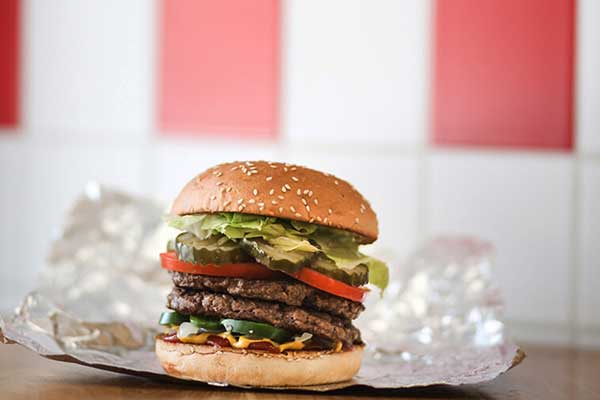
[246,172,252,176]
[291,167,297,171]
[301,198,307,205]
[284,184,292,190]
[334,180,339,185]
[269,165,277,169]
[360,209,365,214]
[296,189,301,196]
[328,208,333,214]
[291,176,299,182]
[238,204,245,211]
[216,181,223,186]
[306,205,311,212]
[277,195,285,200]
[269,189,274,195]
[253,189,258,196]
[308,191,313,197]
[220,187,226,193]
[215,171,223,177]
[323,217,328,223]
[212,170,220,175]
[237,198,244,204]
[258,202,264,207]
[309,218,315,223]
[281,186,287,193]
[360,203,366,209]
[271,200,278,205]
[210,195,217,200]
[355,218,360,224]
[246,161,254,166]
[284,167,288,172]
[231,166,238,171]
[316,216,322,222]
[266,176,273,181]
[290,206,296,212]
[295,213,302,217]
[278,207,284,213]
[314,199,318,205]
[303,189,309,195]
[259,206,264,211]
[224,200,231,207]
[226,187,232,192]
[248,199,256,204]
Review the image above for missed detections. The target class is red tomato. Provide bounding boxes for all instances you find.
[290,268,368,302]
[160,252,278,280]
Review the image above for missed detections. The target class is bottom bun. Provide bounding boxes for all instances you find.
[155,338,364,387]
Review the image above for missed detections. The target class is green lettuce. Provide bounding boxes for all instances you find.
[164,212,389,292]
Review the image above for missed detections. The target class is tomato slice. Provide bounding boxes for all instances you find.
[290,268,368,303]
[160,251,278,280]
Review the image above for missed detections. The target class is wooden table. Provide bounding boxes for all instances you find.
[1,344,599,399]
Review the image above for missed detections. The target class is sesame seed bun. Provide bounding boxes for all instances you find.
[155,338,364,387]
[170,161,378,243]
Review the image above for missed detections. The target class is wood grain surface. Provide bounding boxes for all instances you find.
[1,343,599,399]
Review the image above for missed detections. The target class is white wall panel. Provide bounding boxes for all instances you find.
[576,0,600,154]
[0,139,28,310]
[283,0,430,147]
[428,152,574,329]
[577,162,600,347]
[24,0,155,141]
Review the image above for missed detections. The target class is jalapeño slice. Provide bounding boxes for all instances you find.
[221,319,293,343]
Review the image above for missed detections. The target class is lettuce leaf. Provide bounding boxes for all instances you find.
[164,212,389,292]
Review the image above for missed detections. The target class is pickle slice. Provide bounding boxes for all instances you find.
[309,255,369,287]
[239,238,316,273]
[189,315,224,332]
[175,232,252,265]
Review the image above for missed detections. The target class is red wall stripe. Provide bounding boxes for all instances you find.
[159,0,279,138]
[0,0,20,128]
[432,0,575,150]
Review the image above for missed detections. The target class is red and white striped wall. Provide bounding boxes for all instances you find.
[0,0,599,347]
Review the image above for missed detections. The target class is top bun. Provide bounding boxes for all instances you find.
[171,161,378,243]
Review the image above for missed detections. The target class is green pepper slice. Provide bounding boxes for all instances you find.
[221,319,293,343]
[189,315,225,332]
[159,311,188,326]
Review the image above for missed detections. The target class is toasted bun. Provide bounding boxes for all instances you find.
[171,161,378,243]
[156,338,364,387]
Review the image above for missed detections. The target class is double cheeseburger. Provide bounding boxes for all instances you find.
[156,161,389,387]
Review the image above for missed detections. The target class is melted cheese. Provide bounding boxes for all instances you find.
[334,341,343,352]
[179,332,212,344]
[177,327,343,353]
[178,330,308,352]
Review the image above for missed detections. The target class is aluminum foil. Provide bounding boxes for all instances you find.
[0,184,523,391]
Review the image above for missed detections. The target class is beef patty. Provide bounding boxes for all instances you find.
[167,287,361,345]
[170,272,364,320]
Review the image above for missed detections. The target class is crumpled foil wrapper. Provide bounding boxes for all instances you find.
[0,184,524,391]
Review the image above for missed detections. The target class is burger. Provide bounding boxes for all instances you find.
[156,161,389,387]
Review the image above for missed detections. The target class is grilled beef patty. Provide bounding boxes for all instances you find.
[170,272,364,320]
[167,287,361,345]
